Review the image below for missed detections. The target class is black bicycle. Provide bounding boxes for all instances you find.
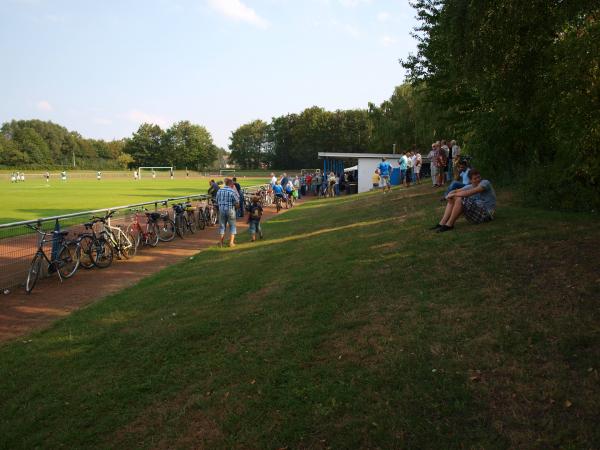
[173,203,195,238]
[77,218,113,269]
[25,224,80,294]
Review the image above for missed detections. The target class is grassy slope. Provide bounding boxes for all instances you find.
[0,186,598,449]
[0,177,268,224]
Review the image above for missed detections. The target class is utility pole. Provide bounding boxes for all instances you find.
[72,149,76,168]
[393,143,396,154]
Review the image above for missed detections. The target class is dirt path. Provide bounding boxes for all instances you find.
[0,202,297,343]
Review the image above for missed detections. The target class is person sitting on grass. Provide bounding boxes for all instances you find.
[432,169,496,233]
[442,160,471,201]
[246,195,264,242]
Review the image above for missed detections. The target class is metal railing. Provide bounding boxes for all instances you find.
[0,184,270,291]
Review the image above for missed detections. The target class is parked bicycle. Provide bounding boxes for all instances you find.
[173,203,195,238]
[93,211,136,260]
[157,202,176,242]
[25,223,80,294]
[77,218,112,269]
[127,209,160,250]
[203,199,219,227]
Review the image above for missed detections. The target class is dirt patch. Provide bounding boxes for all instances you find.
[0,202,304,343]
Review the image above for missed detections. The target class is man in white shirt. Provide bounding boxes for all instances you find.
[427,144,437,186]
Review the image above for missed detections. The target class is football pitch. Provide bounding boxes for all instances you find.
[0,176,268,224]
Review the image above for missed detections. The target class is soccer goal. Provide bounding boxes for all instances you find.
[138,167,174,179]
[219,169,236,177]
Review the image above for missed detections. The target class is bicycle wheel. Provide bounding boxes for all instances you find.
[175,215,184,238]
[147,222,159,247]
[276,198,281,212]
[78,235,95,269]
[127,224,141,252]
[158,218,176,242]
[210,208,218,226]
[197,209,206,230]
[119,230,136,259]
[186,211,197,233]
[25,253,43,294]
[92,237,113,268]
[58,242,79,278]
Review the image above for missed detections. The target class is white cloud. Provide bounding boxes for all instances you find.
[380,35,397,47]
[207,0,269,28]
[36,100,53,111]
[121,109,169,127]
[377,11,391,22]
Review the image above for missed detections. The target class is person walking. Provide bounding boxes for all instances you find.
[246,195,264,242]
[216,178,240,247]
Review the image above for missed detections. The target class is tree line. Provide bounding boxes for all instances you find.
[0,119,225,170]
[0,120,132,169]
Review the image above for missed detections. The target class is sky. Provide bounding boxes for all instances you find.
[0,0,419,149]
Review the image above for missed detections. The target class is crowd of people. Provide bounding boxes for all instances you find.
[371,140,496,232]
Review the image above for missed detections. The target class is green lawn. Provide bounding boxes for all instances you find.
[0,177,268,224]
[0,185,598,448]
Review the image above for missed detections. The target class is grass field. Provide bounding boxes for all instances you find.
[0,185,598,448]
[0,177,268,224]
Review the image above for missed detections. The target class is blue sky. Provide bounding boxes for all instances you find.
[0,0,418,148]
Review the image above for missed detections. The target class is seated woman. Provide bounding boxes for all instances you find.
[432,169,496,232]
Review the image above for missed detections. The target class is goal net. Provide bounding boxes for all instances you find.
[138,167,174,179]
[219,169,236,176]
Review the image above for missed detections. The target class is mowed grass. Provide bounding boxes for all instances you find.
[0,176,268,224]
[0,185,599,449]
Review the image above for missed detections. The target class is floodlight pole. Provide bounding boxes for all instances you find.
[393,143,396,154]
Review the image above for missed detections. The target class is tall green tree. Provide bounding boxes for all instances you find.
[162,121,217,170]
[123,123,165,167]
[229,120,268,169]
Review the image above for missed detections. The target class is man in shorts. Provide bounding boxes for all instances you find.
[378,158,392,193]
[216,178,240,247]
[432,169,496,232]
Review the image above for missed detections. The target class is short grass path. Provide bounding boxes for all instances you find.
[0,185,598,449]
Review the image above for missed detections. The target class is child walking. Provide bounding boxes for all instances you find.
[247,196,263,242]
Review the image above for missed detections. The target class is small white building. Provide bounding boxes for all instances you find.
[318,152,402,193]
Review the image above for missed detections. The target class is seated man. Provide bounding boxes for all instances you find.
[443,160,471,199]
[432,169,496,232]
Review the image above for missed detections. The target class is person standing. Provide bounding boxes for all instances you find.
[216,178,240,247]
[405,152,413,188]
[427,144,437,187]
[246,195,263,242]
[378,158,393,194]
[451,140,461,180]
[270,172,277,186]
[372,169,381,189]
[232,177,243,217]
[413,147,422,184]
[435,142,446,187]
[45,171,50,183]
[97,171,102,181]
[134,170,139,181]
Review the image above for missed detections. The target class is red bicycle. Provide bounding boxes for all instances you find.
[127,210,160,251]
